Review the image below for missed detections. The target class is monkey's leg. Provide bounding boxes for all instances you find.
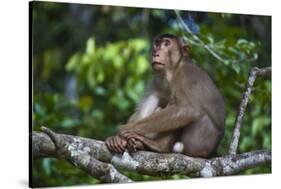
[180,114,223,158]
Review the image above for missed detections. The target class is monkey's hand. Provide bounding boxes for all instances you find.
[127,139,144,152]
[105,135,127,153]
[119,130,145,143]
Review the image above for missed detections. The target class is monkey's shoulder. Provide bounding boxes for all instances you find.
[180,63,223,101]
[180,63,213,86]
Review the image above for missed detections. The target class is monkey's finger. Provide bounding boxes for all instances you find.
[131,138,137,145]
[127,143,134,152]
[115,137,124,153]
[111,137,121,153]
[107,138,115,152]
[121,139,127,147]
[129,142,137,152]
[127,139,135,148]
[116,139,125,153]
[127,140,134,152]
[120,139,127,151]
[118,138,126,152]
[105,138,112,149]
[128,140,137,152]
[110,139,118,153]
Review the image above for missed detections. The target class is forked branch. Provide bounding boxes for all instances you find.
[229,67,271,155]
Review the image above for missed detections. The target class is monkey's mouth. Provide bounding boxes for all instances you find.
[152,61,165,66]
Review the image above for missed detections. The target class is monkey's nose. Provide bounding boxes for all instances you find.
[153,53,159,57]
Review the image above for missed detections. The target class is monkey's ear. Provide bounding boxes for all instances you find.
[179,38,190,57]
[181,44,190,57]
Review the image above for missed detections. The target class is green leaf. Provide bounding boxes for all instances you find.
[66,53,81,72]
[86,38,95,55]
[136,56,149,74]
[207,36,214,44]
[113,56,122,69]
[237,38,248,45]
[232,63,240,74]
[133,39,147,51]
[251,118,263,137]
[96,71,105,83]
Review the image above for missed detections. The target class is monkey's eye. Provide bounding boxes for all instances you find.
[154,39,161,47]
[163,40,170,47]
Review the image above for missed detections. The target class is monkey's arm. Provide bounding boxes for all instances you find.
[120,105,201,135]
[119,93,160,130]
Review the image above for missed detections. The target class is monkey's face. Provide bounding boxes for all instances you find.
[151,37,183,72]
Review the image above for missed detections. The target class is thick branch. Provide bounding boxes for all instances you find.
[35,127,132,183]
[229,67,271,155]
[32,128,271,182]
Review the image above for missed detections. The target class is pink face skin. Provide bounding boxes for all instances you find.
[151,37,180,72]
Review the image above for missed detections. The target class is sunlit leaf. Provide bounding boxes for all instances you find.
[251,118,263,137]
[237,38,248,45]
[133,39,147,51]
[96,71,105,83]
[66,53,81,72]
[136,56,149,74]
[232,63,240,74]
[113,56,122,69]
[86,38,95,55]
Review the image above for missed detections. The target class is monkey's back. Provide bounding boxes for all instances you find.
[178,62,225,129]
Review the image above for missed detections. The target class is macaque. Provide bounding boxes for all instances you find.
[105,34,225,158]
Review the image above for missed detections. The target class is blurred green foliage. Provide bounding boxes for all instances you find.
[31,1,271,187]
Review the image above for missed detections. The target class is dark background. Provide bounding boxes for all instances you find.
[31,1,271,187]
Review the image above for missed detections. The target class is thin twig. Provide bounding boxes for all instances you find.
[228,67,271,155]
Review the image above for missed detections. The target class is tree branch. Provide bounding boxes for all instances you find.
[229,67,271,155]
[32,128,271,182]
[34,127,132,183]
